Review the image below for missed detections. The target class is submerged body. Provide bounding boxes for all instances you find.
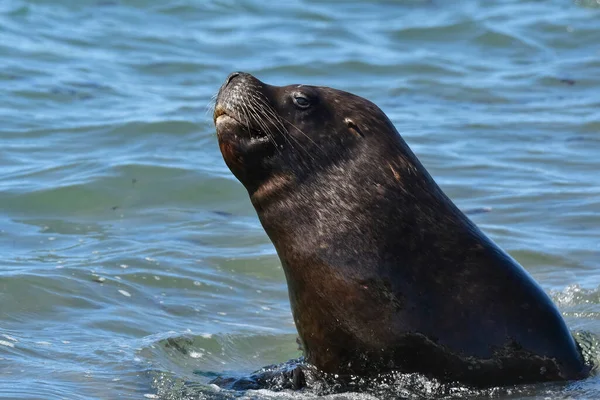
[213,72,590,387]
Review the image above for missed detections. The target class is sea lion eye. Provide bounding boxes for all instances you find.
[293,94,310,109]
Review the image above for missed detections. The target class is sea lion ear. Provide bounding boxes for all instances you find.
[344,118,365,138]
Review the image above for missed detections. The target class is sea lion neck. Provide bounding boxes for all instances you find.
[247,173,297,208]
[252,136,429,248]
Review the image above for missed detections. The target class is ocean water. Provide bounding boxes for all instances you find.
[1,0,600,399]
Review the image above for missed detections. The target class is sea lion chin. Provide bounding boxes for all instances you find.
[212,71,590,389]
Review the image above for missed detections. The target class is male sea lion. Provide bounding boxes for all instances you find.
[212,71,590,388]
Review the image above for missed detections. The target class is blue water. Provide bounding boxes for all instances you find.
[1,0,600,398]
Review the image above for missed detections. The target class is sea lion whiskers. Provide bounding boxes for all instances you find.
[244,92,287,152]
[239,93,278,150]
[255,89,326,155]
[205,93,218,117]
[247,92,287,136]
[243,82,325,159]
[257,99,326,160]
[237,95,254,136]
[247,92,321,163]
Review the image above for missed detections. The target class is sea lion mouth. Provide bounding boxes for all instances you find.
[214,104,241,129]
[213,105,236,124]
[213,94,269,145]
[213,102,257,143]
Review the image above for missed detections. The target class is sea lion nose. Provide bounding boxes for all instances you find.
[225,71,242,87]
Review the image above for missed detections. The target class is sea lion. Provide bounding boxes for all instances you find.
[212,71,590,388]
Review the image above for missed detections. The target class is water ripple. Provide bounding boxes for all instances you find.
[2,0,600,398]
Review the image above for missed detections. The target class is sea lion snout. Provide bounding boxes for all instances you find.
[224,71,241,87]
[214,72,271,136]
[218,71,254,95]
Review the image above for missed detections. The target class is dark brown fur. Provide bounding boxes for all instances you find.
[213,72,590,387]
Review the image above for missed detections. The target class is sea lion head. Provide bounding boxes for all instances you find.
[213,72,398,199]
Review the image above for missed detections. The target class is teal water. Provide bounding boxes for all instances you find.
[2,0,600,399]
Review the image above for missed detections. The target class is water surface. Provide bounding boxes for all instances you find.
[1,0,600,399]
